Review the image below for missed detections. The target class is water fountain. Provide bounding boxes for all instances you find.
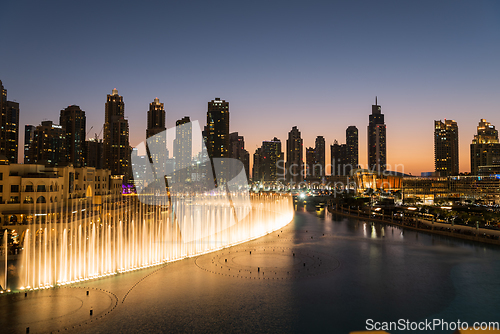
[15,192,293,290]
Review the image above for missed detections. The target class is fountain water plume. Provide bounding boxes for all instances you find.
[17,193,293,290]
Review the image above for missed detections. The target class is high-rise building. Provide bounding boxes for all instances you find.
[146,97,166,173]
[305,147,315,178]
[24,125,35,164]
[253,138,283,182]
[0,80,20,163]
[174,117,192,183]
[103,88,130,177]
[286,126,303,184]
[470,119,500,175]
[60,105,86,167]
[331,126,359,176]
[206,98,229,158]
[345,125,359,174]
[86,137,104,169]
[330,140,346,176]
[252,148,262,182]
[229,132,250,180]
[30,121,67,166]
[367,97,386,173]
[314,136,325,178]
[434,119,459,176]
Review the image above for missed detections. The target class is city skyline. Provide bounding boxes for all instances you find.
[1,1,499,176]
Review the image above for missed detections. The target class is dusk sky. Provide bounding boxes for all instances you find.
[1,0,499,175]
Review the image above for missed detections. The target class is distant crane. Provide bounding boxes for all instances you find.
[86,126,93,138]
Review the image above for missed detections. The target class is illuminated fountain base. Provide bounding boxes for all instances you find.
[16,193,293,291]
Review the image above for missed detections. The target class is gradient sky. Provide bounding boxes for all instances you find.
[1,0,499,175]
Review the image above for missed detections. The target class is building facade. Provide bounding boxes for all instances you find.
[434,119,459,176]
[29,121,67,166]
[470,119,500,175]
[367,97,386,173]
[206,98,229,159]
[229,132,250,180]
[24,125,35,164]
[285,126,303,184]
[60,105,86,167]
[103,89,130,177]
[0,163,119,227]
[146,97,166,173]
[0,80,20,163]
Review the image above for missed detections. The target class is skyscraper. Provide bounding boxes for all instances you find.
[434,119,459,176]
[174,117,192,183]
[253,138,283,182]
[229,132,250,180]
[146,98,166,173]
[24,125,35,164]
[330,140,346,176]
[331,126,359,176]
[367,97,386,173]
[206,98,229,158]
[313,136,325,178]
[60,105,86,167]
[103,88,130,177]
[305,147,315,178]
[345,125,359,174]
[30,121,67,166]
[0,80,20,163]
[286,126,303,184]
[470,119,500,175]
[252,148,262,182]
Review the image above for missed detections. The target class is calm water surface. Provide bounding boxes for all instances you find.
[3,209,500,333]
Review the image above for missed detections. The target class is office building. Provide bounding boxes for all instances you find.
[29,121,67,166]
[60,105,86,167]
[206,98,229,158]
[367,97,386,173]
[470,119,500,175]
[434,119,459,176]
[229,132,250,180]
[286,126,303,184]
[0,80,20,163]
[314,136,325,178]
[24,125,35,164]
[103,88,130,177]
[146,97,166,173]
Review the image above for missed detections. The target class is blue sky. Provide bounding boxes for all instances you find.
[1,0,499,174]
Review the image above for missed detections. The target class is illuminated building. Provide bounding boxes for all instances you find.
[103,88,130,177]
[434,119,459,176]
[402,175,500,205]
[346,126,359,173]
[367,97,386,173]
[60,105,86,167]
[331,126,358,176]
[24,125,35,164]
[174,116,192,183]
[314,136,325,178]
[285,126,304,184]
[470,119,500,175]
[206,98,229,158]
[0,80,20,163]
[146,98,166,173]
[286,126,303,184]
[253,138,283,182]
[305,147,315,178]
[0,163,118,227]
[29,121,67,166]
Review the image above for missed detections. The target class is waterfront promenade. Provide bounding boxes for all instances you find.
[329,205,500,246]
